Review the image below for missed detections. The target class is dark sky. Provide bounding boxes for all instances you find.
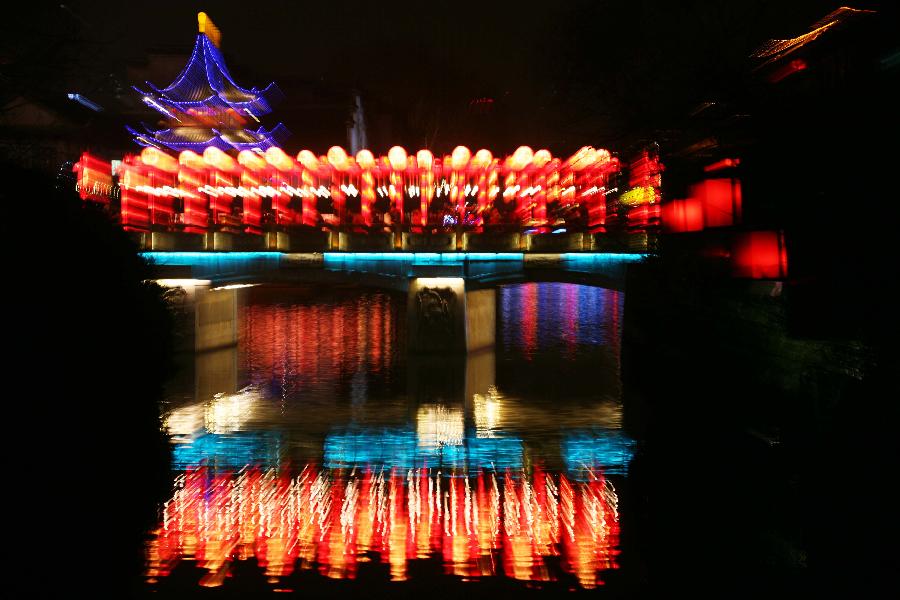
[3,0,891,154]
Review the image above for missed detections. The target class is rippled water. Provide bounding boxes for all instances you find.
[150,282,632,593]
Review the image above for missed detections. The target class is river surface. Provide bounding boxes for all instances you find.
[148,281,634,594]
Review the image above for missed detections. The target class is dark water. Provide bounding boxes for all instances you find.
[149,282,633,593]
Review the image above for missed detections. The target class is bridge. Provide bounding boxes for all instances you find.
[147,251,647,354]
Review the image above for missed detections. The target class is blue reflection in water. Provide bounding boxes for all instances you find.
[323,428,632,475]
[323,429,524,471]
[564,431,635,477]
[500,282,623,355]
[171,432,282,470]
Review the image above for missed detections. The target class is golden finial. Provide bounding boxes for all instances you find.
[198,12,221,48]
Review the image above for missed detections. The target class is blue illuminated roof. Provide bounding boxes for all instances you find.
[137,34,283,115]
[130,33,288,151]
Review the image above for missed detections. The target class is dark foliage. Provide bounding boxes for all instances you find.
[2,162,173,596]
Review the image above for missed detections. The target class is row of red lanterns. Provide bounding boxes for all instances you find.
[140,145,615,176]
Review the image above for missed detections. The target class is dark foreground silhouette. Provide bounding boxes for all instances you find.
[3,163,173,597]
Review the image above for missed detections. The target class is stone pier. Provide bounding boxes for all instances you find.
[407,277,495,354]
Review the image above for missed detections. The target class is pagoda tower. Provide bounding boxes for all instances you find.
[128,12,288,153]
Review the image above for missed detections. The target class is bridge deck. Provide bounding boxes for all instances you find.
[143,252,648,291]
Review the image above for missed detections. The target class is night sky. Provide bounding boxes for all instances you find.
[1,0,892,154]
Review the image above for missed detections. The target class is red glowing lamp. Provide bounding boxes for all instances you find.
[732,231,788,279]
[356,150,376,170]
[451,146,471,171]
[141,147,179,173]
[510,146,534,170]
[327,146,350,171]
[204,146,237,172]
[388,146,408,171]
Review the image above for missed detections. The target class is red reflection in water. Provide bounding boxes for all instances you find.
[610,289,621,366]
[239,293,397,384]
[564,284,578,359]
[521,284,538,359]
[146,466,620,589]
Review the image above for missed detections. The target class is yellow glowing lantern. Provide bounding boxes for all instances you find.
[416,150,434,227]
[593,148,611,165]
[416,149,434,171]
[450,146,471,171]
[533,149,552,168]
[141,147,179,173]
[326,146,350,171]
[301,167,316,226]
[388,146,408,171]
[178,150,206,170]
[360,168,375,226]
[297,150,319,172]
[237,150,267,171]
[202,146,237,171]
[264,147,294,172]
[569,146,596,170]
[619,186,657,206]
[510,146,534,170]
[473,149,493,168]
[356,149,376,170]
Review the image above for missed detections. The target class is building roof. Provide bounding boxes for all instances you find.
[134,33,283,117]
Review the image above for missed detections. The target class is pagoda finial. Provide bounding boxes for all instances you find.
[198,12,221,48]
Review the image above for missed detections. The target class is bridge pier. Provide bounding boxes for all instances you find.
[407,277,495,354]
[194,286,238,352]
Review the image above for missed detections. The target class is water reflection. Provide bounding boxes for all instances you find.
[150,282,631,591]
[499,283,623,402]
[146,466,621,589]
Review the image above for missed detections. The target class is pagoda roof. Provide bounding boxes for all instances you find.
[127,122,290,153]
[135,34,283,117]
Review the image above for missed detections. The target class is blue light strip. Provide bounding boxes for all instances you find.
[323,252,524,262]
[143,252,282,263]
[560,253,649,262]
[142,252,282,279]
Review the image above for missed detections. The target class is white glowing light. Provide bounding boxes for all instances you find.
[204,386,261,434]
[142,95,179,120]
[163,403,204,436]
[417,405,464,448]
[210,283,257,291]
[154,278,211,288]
[474,386,503,438]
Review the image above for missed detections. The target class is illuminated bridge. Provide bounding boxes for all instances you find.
[150,251,646,354]
[146,251,646,290]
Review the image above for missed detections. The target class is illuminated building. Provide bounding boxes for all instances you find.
[127,13,288,153]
